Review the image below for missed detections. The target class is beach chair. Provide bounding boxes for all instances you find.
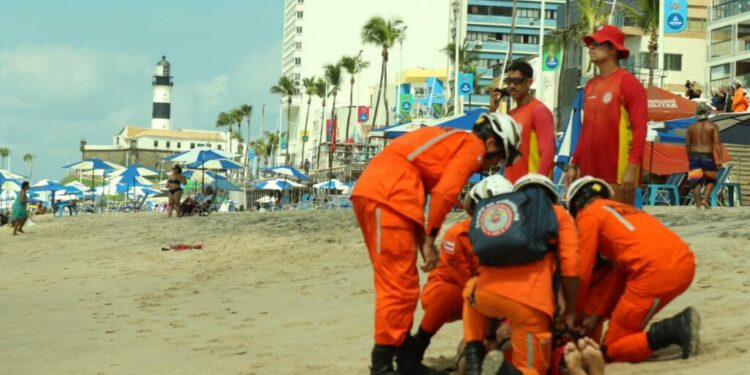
[645,173,684,206]
[710,165,743,207]
[296,192,309,209]
[55,202,70,218]
[304,192,317,209]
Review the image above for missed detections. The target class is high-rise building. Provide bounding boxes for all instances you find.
[707,0,750,91]
[279,0,449,168]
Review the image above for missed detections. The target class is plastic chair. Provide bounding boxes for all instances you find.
[645,173,684,206]
[710,165,743,207]
[297,192,309,208]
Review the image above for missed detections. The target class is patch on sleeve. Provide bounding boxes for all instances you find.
[443,240,456,254]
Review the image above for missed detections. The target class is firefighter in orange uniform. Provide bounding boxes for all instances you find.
[462,174,580,375]
[566,176,700,363]
[351,113,523,375]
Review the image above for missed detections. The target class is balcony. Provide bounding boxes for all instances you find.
[467,14,558,29]
[712,0,750,21]
[467,40,540,54]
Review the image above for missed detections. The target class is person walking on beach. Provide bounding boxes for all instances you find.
[502,61,556,183]
[566,176,699,364]
[686,103,724,209]
[351,113,522,375]
[10,181,30,236]
[166,165,187,218]
[462,174,580,375]
[566,25,647,205]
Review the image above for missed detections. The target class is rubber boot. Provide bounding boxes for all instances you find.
[464,341,485,375]
[646,306,701,359]
[371,345,398,375]
[396,335,448,375]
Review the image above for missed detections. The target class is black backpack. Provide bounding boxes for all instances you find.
[469,185,558,266]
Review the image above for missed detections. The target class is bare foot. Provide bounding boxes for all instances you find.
[578,338,605,375]
[563,342,587,375]
[702,200,711,209]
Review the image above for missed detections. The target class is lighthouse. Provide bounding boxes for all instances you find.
[151,56,173,130]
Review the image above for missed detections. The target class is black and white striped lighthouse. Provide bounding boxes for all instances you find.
[151,56,173,130]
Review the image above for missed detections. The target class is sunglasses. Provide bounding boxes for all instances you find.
[503,77,528,86]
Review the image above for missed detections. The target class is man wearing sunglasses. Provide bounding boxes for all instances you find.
[500,61,556,183]
[567,24,647,205]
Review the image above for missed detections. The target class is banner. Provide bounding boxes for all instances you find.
[326,118,337,152]
[458,73,474,97]
[299,129,310,142]
[280,134,288,150]
[357,106,369,123]
[665,0,688,33]
[399,94,414,121]
[542,49,562,71]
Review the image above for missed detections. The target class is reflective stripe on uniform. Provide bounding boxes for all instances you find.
[640,297,662,330]
[406,129,466,162]
[527,333,534,368]
[375,207,382,255]
[603,205,635,232]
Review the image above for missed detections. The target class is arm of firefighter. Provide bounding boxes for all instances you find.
[574,212,601,314]
[594,267,627,318]
[425,141,484,237]
[555,206,581,326]
[622,75,648,165]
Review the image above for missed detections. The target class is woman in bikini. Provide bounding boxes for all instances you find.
[167,165,187,218]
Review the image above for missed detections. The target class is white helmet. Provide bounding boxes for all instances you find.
[564,176,614,216]
[465,175,514,211]
[513,173,558,200]
[475,112,522,166]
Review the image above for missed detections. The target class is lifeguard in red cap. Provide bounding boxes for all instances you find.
[567,25,647,205]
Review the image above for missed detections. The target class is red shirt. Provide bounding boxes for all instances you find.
[504,98,556,183]
[572,69,647,183]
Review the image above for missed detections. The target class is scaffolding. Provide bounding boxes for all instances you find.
[310,141,382,181]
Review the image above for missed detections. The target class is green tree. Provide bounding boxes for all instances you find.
[361,16,405,127]
[544,0,610,127]
[216,111,233,153]
[324,62,343,174]
[619,0,659,86]
[0,147,9,170]
[23,153,34,180]
[263,131,281,168]
[314,77,328,169]
[340,54,370,142]
[300,76,317,167]
[250,138,268,176]
[270,75,297,165]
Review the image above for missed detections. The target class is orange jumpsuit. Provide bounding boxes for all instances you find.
[576,199,695,363]
[351,127,486,346]
[463,206,579,375]
[419,219,478,334]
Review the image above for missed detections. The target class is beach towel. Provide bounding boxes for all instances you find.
[161,244,203,251]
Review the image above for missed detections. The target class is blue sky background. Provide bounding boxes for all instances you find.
[0,0,282,180]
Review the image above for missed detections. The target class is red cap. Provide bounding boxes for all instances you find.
[583,24,629,60]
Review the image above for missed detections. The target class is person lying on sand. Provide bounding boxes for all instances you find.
[562,338,606,375]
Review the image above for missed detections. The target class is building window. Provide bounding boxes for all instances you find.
[665,54,682,71]
[115,137,119,145]
[296,26,303,34]
[177,142,181,149]
[166,141,171,148]
[545,10,556,19]
[298,0,303,3]
[294,57,302,65]
[295,42,302,49]
[711,26,733,58]
[218,144,223,150]
[154,140,159,148]
[293,73,301,80]
[517,8,540,19]
[297,11,303,18]
[190,143,196,149]
[710,63,731,89]
[738,21,750,53]
[686,18,707,32]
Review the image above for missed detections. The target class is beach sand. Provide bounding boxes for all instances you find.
[1,207,749,374]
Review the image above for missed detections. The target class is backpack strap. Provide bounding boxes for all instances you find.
[406,129,466,162]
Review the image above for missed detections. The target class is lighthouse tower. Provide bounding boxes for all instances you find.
[151,56,173,130]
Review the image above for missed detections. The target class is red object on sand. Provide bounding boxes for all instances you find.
[162,244,203,251]
[646,86,697,122]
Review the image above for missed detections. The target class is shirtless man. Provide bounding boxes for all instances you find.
[685,103,723,208]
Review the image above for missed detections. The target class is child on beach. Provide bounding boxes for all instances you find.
[10,181,30,236]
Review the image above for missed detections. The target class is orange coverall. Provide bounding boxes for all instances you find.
[575,199,695,363]
[463,205,579,375]
[351,127,486,346]
[419,219,478,334]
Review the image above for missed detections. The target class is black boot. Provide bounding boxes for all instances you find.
[496,359,523,375]
[371,345,398,375]
[396,335,448,375]
[646,306,701,359]
[464,341,485,375]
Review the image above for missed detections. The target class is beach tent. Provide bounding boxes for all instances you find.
[642,142,731,175]
[646,86,697,122]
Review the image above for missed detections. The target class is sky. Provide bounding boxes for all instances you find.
[0,0,283,180]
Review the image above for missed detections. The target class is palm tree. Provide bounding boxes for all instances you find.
[0,147,9,170]
[300,76,317,167]
[324,62,343,174]
[23,153,34,180]
[340,54,370,141]
[443,42,481,97]
[270,75,297,164]
[544,0,610,128]
[216,111,233,153]
[263,131,281,167]
[250,138,268,176]
[361,16,406,127]
[619,0,658,86]
[314,77,328,169]
[238,104,253,178]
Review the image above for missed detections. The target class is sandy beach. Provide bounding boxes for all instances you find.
[1,207,749,374]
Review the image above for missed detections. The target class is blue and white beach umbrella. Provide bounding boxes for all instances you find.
[62,158,123,172]
[30,179,66,192]
[108,164,159,180]
[165,147,234,163]
[187,158,243,170]
[0,169,24,180]
[313,178,347,191]
[263,165,311,181]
